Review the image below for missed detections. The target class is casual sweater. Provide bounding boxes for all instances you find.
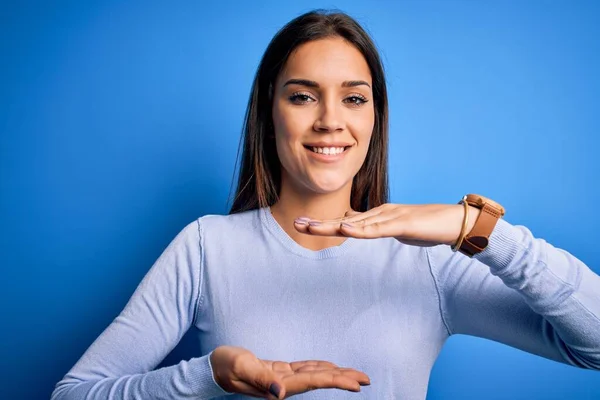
[51,207,600,400]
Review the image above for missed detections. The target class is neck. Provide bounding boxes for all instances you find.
[270,178,353,251]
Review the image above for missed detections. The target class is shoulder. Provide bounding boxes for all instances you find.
[196,208,261,232]
[163,210,261,249]
[192,208,263,247]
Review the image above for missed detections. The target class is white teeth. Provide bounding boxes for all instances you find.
[310,146,345,155]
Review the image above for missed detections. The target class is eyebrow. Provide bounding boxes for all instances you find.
[283,78,371,88]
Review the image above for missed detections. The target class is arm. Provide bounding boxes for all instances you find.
[51,220,230,399]
[426,218,600,369]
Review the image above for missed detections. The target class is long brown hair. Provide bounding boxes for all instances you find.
[229,9,389,214]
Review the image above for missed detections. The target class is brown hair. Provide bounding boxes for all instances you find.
[229,9,389,214]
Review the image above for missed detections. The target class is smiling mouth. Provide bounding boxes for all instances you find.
[303,145,352,155]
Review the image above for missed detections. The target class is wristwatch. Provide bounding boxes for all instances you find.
[458,194,505,257]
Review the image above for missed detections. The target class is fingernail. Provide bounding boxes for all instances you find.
[296,216,310,221]
[294,219,308,225]
[269,383,282,398]
[341,223,353,228]
[308,221,321,226]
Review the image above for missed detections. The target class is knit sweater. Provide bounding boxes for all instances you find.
[51,207,600,399]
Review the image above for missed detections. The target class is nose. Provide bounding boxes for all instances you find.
[313,99,344,133]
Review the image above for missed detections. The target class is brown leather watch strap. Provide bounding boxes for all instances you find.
[459,201,504,257]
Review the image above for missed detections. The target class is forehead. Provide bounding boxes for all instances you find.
[278,37,372,85]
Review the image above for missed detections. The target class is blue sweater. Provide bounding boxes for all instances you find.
[52,208,600,399]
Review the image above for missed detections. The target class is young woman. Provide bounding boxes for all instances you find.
[52,10,600,400]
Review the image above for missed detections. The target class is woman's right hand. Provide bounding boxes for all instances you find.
[210,346,371,399]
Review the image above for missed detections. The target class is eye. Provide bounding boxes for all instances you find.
[289,92,315,105]
[343,94,368,107]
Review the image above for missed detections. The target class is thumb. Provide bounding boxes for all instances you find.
[239,364,286,399]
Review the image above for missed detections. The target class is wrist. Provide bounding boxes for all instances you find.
[454,194,506,257]
[210,347,227,390]
[451,204,481,247]
[466,205,481,234]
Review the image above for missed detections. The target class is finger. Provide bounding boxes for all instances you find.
[295,205,388,236]
[340,217,404,239]
[294,221,356,236]
[306,209,401,237]
[346,211,397,227]
[298,204,388,225]
[293,205,384,236]
[336,368,371,385]
[291,368,371,386]
[289,360,338,370]
[304,221,345,237]
[314,209,364,223]
[262,360,292,373]
[261,360,339,376]
[293,214,350,227]
[293,215,350,235]
[338,208,385,224]
[342,204,454,241]
[283,371,365,394]
[293,219,311,234]
[236,366,286,399]
[294,365,334,373]
[328,208,384,224]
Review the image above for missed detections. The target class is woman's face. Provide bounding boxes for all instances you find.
[272,37,375,196]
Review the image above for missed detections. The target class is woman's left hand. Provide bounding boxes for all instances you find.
[293,203,480,247]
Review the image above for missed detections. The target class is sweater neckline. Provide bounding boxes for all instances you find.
[259,207,355,259]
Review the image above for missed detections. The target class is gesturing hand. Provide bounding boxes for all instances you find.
[210,346,371,399]
[294,203,479,247]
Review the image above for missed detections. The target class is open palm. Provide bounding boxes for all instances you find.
[262,359,370,398]
[211,346,370,399]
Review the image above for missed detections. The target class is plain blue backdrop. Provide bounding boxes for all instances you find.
[1,1,599,399]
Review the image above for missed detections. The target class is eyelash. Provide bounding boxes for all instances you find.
[288,92,369,107]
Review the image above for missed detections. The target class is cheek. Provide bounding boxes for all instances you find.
[273,102,311,137]
[274,134,294,170]
[272,103,311,163]
[272,125,299,177]
[351,112,375,154]
[355,135,373,173]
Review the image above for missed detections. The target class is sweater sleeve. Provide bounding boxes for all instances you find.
[51,220,231,399]
[426,218,600,369]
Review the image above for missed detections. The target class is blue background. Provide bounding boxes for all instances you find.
[1,1,599,399]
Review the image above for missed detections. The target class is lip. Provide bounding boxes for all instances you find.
[304,144,351,163]
[303,142,354,147]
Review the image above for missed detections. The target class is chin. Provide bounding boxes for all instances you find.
[305,177,352,195]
